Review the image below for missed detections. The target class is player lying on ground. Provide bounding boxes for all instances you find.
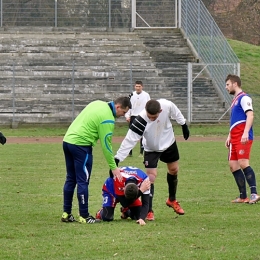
[96,166,150,226]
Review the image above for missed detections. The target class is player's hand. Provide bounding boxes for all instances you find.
[0,132,7,145]
[225,136,230,148]
[140,178,151,193]
[126,117,130,123]
[241,132,249,144]
[136,219,146,226]
[112,168,123,182]
[181,124,190,140]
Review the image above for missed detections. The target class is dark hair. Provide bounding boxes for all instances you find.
[145,99,161,115]
[124,183,139,200]
[114,96,132,109]
[225,74,241,87]
[135,80,143,86]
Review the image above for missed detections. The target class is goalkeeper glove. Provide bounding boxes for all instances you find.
[181,124,190,140]
[0,132,6,145]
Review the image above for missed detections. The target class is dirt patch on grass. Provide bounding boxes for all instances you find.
[6,136,230,144]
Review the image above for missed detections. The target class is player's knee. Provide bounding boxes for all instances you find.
[102,216,114,222]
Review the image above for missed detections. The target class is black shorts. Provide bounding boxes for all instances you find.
[143,141,179,168]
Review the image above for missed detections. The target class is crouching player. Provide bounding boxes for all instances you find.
[96,166,150,226]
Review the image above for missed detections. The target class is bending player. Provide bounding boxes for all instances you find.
[96,166,151,226]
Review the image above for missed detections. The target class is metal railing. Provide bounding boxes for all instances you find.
[179,0,240,106]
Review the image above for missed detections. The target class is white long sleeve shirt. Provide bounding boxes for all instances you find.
[116,99,186,162]
[125,90,150,119]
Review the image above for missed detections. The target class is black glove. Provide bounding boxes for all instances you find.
[109,158,120,178]
[0,132,6,145]
[181,124,190,140]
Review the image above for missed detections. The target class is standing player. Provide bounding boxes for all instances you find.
[225,74,260,204]
[61,97,131,224]
[115,99,190,220]
[96,166,151,226]
[125,80,150,157]
[0,132,6,145]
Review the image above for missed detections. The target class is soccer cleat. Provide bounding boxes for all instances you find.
[249,194,260,204]
[231,197,249,203]
[95,209,102,220]
[61,212,76,223]
[78,215,101,224]
[120,207,130,219]
[146,211,155,221]
[166,199,185,215]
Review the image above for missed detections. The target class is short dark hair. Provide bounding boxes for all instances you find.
[124,182,139,200]
[114,96,132,109]
[225,74,241,87]
[145,99,161,115]
[135,80,143,86]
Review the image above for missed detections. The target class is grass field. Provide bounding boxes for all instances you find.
[0,38,260,259]
[1,131,260,259]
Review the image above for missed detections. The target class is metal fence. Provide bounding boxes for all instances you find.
[180,0,240,106]
[0,0,178,28]
[0,0,242,124]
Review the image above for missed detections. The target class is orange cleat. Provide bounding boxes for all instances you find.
[231,197,249,203]
[146,211,155,221]
[166,198,185,215]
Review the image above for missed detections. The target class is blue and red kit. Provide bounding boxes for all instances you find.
[101,166,150,221]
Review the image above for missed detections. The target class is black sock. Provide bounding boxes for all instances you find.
[167,173,177,201]
[243,166,257,194]
[232,169,247,198]
[149,184,154,212]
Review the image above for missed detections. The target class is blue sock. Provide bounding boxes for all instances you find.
[232,169,247,198]
[243,166,257,194]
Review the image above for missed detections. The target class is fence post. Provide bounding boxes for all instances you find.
[197,1,201,58]
[178,0,182,28]
[72,60,75,121]
[11,62,18,128]
[0,0,2,27]
[187,62,192,123]
[108,0,111,28]
[55,0,57,27]
[132,0,136,29]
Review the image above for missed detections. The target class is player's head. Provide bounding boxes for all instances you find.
[145,99,162,121]
[225,74,241,95]
[124,179,139,200]
[134,80,143,94]
[114,97,132,117]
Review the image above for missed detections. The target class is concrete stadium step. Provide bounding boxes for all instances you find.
[0,28,228,124]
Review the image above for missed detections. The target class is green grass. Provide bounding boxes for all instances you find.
[1,140,260,259]
[228,39,260,94]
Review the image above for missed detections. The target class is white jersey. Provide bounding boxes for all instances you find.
[125,90,150,119]
[116,99,186,162]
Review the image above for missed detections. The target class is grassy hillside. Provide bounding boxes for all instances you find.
[228,39,260,124]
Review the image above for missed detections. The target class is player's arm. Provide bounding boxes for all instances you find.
[241,96,254,143]
[116,114,147,162]
[169,101,190,140]
[136,193,149,225]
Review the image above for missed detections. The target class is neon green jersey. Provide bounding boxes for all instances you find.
[63,100,117,170]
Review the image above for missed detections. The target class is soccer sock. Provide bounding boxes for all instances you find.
[167,173,177,201]
[243,166,257,194]
[149,184,154,212]
[232,169,247,198]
